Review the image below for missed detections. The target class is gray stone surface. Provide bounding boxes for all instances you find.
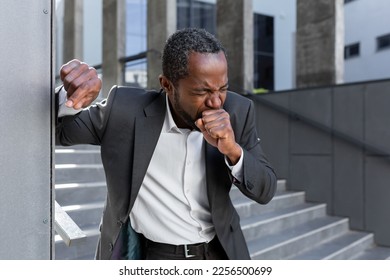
[217,0,253,93]
[63,0,83,62]
[256,79,390,247]
[0,0,53,259]
[296,0,344,88]
[102,0,126,97]
[147,0,176,90]
[251,94,290,179]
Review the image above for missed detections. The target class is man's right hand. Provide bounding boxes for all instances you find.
[60,59,102,110]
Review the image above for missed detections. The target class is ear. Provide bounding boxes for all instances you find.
[159,75,173,95]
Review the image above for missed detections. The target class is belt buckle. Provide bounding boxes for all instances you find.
[184,244,195,258]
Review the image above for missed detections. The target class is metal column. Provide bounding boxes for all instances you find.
[0,0,54,259]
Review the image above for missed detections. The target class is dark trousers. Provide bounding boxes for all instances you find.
[143,236,228,260]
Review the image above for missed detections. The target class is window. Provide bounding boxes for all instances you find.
[253,14,274,91]
[377,33,390,51]
[177,0,216,35]
[177,2,275,91]
[344,43,360,59]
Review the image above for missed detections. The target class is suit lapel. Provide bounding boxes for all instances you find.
[129,93,166,209]
[205,143,226,209]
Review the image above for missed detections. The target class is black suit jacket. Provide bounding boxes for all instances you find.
[56,86,277,260]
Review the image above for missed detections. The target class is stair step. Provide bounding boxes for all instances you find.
[229,179,287,201]
[55,181,107,205]
[55,144,100,150]
[241,202,327,242]
[53,143,390,261]
[351,245,390,260]
[248,216,349,259]
[55,148,102,164]
[55,164,106,183]
[290,231,374,259]
[233,190,306,218]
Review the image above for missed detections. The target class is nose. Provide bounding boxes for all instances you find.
[206,92,222,109]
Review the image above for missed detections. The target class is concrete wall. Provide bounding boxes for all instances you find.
[0,0,54,259]
[296,0,344,88]
[147,0,177,90]
[250,79,390,247]
[217,0,254,93]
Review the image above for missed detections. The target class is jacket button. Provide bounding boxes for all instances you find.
[247,181,254,190]
[109,243,114,251]
[117,220,123,228]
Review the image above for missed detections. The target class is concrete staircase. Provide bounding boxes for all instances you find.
[55,145,390,260]
[232,180,390,260]
[55,145,105,260]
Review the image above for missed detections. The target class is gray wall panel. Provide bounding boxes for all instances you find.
[0,1,53,259]
[365,81,390,155]
[251,94,290,179]
[333,85,365,140]
[290,120,333,154]
[333,140,364,229]
[290,88,333,154]
[290,88,332,126]
[365,156,390,246]
[333,85,365,229]
[290,155,332,207]
[254,79,390,246]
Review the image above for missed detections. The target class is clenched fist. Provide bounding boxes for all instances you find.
[195,109,242,165]
[60,59,102,109]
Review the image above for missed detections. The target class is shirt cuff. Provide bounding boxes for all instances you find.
[58,88,83,117]
[225,147,244,183]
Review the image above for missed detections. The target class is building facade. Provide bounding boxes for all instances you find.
[344,0,390,83]
[55,0,296,92]
[55,0,390,91]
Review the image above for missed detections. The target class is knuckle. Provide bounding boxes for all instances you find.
[88,66,98,75]
[63,75,73,85]
[78,63,89,72]
[78,81,88,90]
[86,79,99,93]
[70,58,80,64]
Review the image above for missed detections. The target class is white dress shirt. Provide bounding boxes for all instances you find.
[57,88,83,117]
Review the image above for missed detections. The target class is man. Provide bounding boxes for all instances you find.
[57,28,277,260]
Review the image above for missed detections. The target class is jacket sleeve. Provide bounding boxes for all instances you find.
[232,99,277,204]
[56,86,118,146]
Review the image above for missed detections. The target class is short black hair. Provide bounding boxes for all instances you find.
[161,28,226,86]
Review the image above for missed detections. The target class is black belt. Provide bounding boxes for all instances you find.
[145,237,217,258]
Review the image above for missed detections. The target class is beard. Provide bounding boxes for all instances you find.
[171,87,201,131]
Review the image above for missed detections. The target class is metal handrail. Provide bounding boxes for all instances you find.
[54,200,87,246]
[251,93,390,157]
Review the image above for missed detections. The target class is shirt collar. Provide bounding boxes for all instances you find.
[163,94,189,134]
